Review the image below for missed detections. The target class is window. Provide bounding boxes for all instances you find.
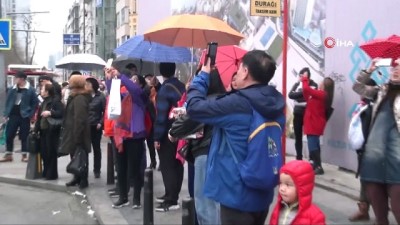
[116,12,120,27]
[96,25,99,35]
[121,7,129,25]
[121,35,130,43]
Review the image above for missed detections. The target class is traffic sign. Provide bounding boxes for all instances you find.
[0,19,12,50]
[63,33,80,45]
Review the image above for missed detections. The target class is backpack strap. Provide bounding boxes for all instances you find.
[165,83,183,98]
[248,122,281,141]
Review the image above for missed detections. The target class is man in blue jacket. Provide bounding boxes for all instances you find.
[187,50,285,225]
[153,62,185,212]
[1,71,39,162]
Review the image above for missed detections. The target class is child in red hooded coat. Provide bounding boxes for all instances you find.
[269,160,326,225]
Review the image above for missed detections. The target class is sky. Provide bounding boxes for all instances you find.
[30,0,75,66]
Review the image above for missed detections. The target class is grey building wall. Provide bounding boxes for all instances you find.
[96,0,116,60]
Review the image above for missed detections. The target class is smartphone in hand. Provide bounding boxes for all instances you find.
[375,58,392,67]
[105,58,114,69]
[205,42,218,66]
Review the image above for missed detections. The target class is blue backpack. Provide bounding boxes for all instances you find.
[225,108,285,190]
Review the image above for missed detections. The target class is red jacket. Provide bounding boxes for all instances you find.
[302,78,327,135]
[270,160,326,225]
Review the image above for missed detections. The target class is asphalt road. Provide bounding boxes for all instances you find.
[0,183,98,225]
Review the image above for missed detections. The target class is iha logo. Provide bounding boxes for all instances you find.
[324,37,354,48]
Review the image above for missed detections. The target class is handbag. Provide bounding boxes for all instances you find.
[177,143,194,165]
[107,79,122,120]
[66,146,88,176]
[27,132,40,154]
[348,104,368,150]
[47,117,63,130]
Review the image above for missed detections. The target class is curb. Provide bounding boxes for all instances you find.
[315,180,359,201]
[0,176,68,193]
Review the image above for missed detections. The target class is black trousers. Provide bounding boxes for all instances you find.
[293,111,305,160]
[159,137,184,203]
[40,129,60,179]
[116,138,145,202]
[6,115,30,153]
[220,205,269,225]
[146,127,157,164]
[90,126,102,173]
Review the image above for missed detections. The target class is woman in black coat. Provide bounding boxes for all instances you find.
[34,83,64,180]
[59,75,92,189]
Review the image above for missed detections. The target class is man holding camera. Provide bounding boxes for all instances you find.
[288,67,318,160]
[186,50,285,224]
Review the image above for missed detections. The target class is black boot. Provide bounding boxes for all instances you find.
[79,173,89,189]
[79,178,88,189]
[314,149,324,175]
[66,176,80,187]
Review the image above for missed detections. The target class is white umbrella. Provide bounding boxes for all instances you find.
[55,53,106,71]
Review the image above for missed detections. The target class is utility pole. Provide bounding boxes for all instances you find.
[83,6,86,53]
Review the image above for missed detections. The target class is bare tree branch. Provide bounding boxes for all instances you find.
[29,35,37,65]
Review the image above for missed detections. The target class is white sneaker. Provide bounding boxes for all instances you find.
[155,202,180,212]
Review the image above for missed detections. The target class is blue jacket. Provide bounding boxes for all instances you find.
[4,82,38,119]
[154,77,185,141]
[187,71,285,212]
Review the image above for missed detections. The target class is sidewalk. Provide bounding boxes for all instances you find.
[0,141,361,225]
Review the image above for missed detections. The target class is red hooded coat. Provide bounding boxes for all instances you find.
[269,160,326,225]
[302,77,327,135]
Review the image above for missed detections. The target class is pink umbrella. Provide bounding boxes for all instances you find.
[200,45,247,90]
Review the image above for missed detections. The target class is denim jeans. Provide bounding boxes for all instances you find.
[307,135,320,152]
[194,155,220,225]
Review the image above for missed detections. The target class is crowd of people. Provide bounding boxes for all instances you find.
[1,51,400,225]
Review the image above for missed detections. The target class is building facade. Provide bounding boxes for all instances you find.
[63,0,116,60]
[96,0,117,60]
[129,0,137,37]
[79,0,96,54]
[64,2,80,55]
[116,0,130,46]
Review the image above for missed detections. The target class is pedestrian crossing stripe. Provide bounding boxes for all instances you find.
[0,33,6,46]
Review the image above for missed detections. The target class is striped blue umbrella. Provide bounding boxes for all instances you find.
[114,35,193,63]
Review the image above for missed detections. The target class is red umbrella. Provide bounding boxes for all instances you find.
[360,35,400,61]
[200,45,247,90]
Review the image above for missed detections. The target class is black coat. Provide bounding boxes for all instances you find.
[88,92,106,126]
[59,93,92,155]
[169,114,213,158]
[289,80,318,114]
[34,96,64,132]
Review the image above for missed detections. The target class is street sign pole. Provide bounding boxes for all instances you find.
[0,0,4,116]
[0,4,11,119]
